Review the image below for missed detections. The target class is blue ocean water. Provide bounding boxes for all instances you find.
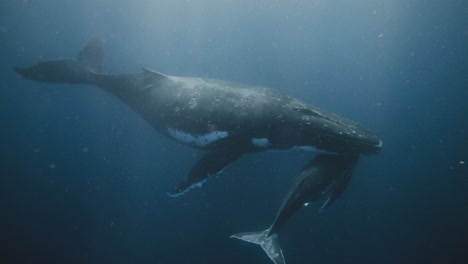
[1,0,466,263]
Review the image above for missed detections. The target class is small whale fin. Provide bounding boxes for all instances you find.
[14,37,104,84]
[231,229,285,264]
[319,193,333,212]
[167,149,243,197]
[142,67,168,80]
[319,169,354,212]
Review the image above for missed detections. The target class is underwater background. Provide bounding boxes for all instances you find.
[1,0,466,263]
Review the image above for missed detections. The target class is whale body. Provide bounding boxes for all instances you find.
[14,37,382,263]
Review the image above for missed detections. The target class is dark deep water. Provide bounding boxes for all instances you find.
[1,1,467,263]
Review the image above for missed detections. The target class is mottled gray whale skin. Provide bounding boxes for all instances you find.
[14,37,381,198]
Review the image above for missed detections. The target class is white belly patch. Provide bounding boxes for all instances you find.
[167,127,228,147]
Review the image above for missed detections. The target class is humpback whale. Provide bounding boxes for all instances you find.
[231,154,359,264]
[14,37,382,263]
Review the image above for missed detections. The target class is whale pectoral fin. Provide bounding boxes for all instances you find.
[319,171,353,212]
[168,150,243,197]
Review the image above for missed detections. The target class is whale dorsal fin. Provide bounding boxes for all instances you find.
[76,36,103,72]
[142,67,168,81]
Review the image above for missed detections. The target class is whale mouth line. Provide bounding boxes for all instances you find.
[358,138,382,149]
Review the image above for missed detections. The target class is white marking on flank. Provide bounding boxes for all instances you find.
[251,138,272,148]
[167,128,228,147]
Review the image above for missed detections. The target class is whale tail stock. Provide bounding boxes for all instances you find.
[13,37,103,85]
[231,228,285,264]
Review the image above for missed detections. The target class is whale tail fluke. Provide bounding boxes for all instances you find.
[231,228,285,264]
[14,37,103,85]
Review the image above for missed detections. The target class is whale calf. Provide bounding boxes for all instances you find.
[231,154,359,264]
[14,37,381,263]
